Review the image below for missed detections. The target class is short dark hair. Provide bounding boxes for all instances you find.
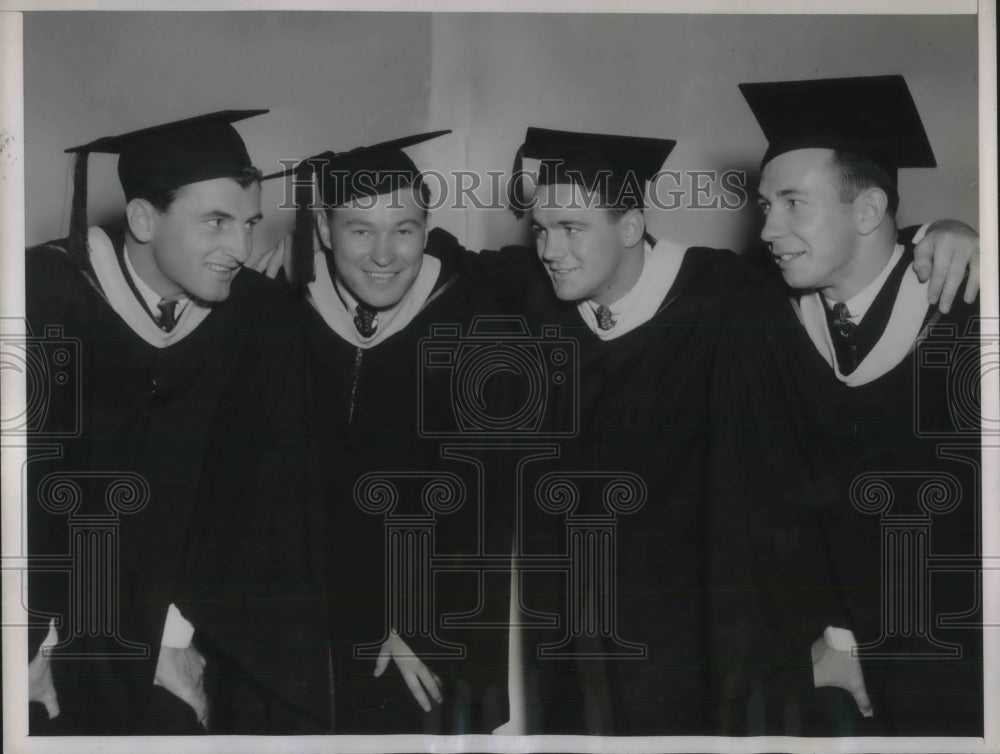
[140,167,263,212]
[831,150,899,217]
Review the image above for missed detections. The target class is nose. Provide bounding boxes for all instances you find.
[370,233,395,267]
[760,207,785,244]
[226,225,252,265]
[539,233,564,263]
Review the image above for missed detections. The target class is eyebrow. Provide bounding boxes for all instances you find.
[200,210,264,224]
[757,187,807,201]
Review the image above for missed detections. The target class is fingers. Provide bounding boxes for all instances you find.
[373,642,390,678]
[415,664,443,705]
[29,651,61,719]
[191,645,207,669]
[853,683,874,719]
[926,238,955,307]
[912,237,933,283]
[266,238,286,279]
[965,254,981,304]
[399,664,433,712]
[39,677,60,719]
[936,235,973,313]
[250,247,274,274]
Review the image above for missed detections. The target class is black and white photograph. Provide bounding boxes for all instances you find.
[1,2,996,752]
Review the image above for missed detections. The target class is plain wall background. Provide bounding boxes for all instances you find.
[24,12,979,255]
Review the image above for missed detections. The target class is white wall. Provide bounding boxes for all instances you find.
[24,12,979,255]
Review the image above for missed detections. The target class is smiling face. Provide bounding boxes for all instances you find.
[757,148,864,296]
[317,186,427,309]
[530,182,642,306]
[141,177,262,303]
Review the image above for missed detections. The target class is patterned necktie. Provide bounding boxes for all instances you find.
[830,301,859,374]
[354,303,378,338]
[156,299,178,333]
[595,304,617,331]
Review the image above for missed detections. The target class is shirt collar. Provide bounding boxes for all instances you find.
[123,243,190,317]
[588,241,652,319]
[822,243,904,323]
[577,236,687,341]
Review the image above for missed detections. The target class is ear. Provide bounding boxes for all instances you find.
[314,209,332,250]
[618,207,646,248]
[855,187,889,236]
[125,198,157,243]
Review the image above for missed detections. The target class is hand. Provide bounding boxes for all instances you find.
[250,233,292,279]
[373,630,443,712]
[811,633,873,719]
[28,647,60,719]
[912,219,980,313]
[153,643,208,728]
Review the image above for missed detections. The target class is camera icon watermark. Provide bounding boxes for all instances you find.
[0,321,81,438]
[418,315,577,439]
[914,316,999,438]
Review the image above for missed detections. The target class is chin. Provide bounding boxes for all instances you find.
[780,270,817,291]
[358,289,405,310]
[550,280,583,302]
[193,283,232,304]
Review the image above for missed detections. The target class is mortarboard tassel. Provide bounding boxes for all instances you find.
[67,151,91,270]
[508,142,528,220]
[289,159,317,290]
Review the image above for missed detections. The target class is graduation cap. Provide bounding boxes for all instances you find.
[264,130,450,289]
[64,109,268,269]
[508,127,677,219]
[739,75,936,174]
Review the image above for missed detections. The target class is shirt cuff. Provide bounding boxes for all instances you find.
[824,625,857,653]
[160,604,195,648]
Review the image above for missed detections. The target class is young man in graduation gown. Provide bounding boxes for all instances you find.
[423,126,979,736]
[25,111,330,735]
[264,132,514,734]
[717,75,983,736]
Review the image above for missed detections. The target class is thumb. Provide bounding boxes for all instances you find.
[853,684,873,718]
[374,642,390,677]
[912,238,933,282]
[266,238,286,279]
[42,687,60,720]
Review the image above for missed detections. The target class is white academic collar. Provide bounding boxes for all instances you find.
[795,256,933,387]
[122,242,190,320]
[821,243,904,324]
[87,227,212,348]
[576,237,687,341]
[306,251,441,349]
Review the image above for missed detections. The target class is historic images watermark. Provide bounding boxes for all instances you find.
[274,163,751,213]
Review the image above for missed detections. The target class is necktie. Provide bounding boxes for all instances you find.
[156,299,178,333]
[830,301,859,374]
[354,303,378,338]
[595,304,617,331]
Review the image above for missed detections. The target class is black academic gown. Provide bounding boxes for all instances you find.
[26,229,330,735]
[297,231,513,734]
[429,237,751,735]
[715,240,983,736]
